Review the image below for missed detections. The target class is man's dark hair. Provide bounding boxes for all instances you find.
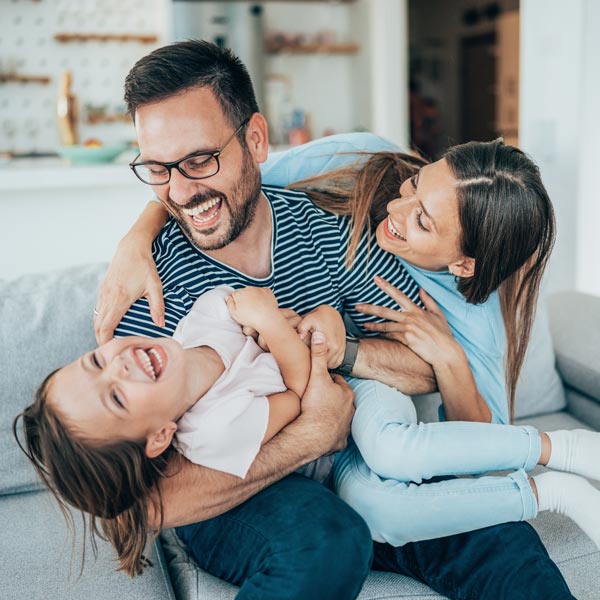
[124,39,259,131]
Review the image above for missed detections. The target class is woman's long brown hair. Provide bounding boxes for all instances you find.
[290,141,555,420]
[13,371,177,577]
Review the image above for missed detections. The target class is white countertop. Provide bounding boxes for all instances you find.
[0,158,140,191]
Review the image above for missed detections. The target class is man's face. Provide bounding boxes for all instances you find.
[134,87,262,251]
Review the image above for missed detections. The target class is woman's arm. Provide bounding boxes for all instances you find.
[358,277,491,422]
[94,201,168,343]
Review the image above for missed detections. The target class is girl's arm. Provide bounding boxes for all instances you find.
[226,287,311,398]
[357,277,492,423]
[262,391,301,443]
[95,201,168,343]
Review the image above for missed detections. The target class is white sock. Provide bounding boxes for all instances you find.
[534,471,600,548]
[546,429,600,481]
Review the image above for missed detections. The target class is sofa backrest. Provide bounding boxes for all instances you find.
[1,263,106,495]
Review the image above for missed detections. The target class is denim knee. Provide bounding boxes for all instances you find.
[240,484,373,599]
[301,499,372,577]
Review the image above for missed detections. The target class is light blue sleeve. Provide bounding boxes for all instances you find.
[260,132,403,187]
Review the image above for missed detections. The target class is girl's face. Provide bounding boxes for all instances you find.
[48,336,200,447]
[375,157,474,276]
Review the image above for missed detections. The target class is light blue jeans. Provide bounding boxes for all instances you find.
[332,378,541,546]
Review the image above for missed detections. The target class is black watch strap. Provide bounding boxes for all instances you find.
[335,335,360,375]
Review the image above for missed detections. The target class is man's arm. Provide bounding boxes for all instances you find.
[152,334,354,529]
[351,337,437,395]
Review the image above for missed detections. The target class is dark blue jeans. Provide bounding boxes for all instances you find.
[176,474,574,600]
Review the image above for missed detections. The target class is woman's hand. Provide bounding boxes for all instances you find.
[297,305,346,369]
[95,232,164,344]
[95,201,168,344]
[356,276,459,368]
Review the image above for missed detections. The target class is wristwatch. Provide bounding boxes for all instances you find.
[335,335,360,376]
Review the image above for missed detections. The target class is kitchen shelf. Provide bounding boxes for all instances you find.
[0,73,51,84]
[54,33,159,44]
[266,42,360,55]
[86,113,131,125]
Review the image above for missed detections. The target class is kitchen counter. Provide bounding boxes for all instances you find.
[0,159,152,280]
[0,157,136,191]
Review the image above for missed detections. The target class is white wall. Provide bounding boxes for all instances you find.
[520,0,600,295]
[367,0,410,148]
[575,1,600,296]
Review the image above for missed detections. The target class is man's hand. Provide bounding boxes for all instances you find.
[298,331,354,453]
[297,306,346,369]
[95,233,164,343]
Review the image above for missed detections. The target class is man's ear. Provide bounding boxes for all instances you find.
[448,257,476,278]
[145,422,177,459]
[245,112,269,163]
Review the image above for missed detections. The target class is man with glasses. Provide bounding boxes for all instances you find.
[101,40,574,599]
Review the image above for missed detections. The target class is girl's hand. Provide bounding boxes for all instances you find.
[241,307,303,352]
[297,305,346,369]
[226,286,279,331]
[95,232,164,344]
[356,276,458,368]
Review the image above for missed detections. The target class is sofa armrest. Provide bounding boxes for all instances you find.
[547,291,600,403]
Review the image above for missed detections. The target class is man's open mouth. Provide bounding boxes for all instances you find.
[134,347,165,381]
[183,198,223,227]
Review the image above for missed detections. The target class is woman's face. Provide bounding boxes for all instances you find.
[47,336,194,444]
[375,157,473,274]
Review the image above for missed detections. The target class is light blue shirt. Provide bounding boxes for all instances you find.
[261,132,508,424]
[399,262,507,424]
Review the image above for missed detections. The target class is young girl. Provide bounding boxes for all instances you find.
[14,284,316,577]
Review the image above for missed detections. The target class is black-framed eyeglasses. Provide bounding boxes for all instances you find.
[129,118,250,186]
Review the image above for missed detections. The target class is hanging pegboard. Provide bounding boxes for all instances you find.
[0,0,168,154]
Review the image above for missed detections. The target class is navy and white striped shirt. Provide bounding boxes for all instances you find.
[115,186,420,339]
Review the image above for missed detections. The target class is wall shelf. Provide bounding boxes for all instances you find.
[54,33,159,44]
[86,113,131,125]
[266,42,360,55]
[0,73,51,84]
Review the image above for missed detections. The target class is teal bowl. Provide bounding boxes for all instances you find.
[57,144,127,164]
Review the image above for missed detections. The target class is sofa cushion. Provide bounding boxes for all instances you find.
[513,297,566,419]
[548,291,600,403]
[0,263,106,495]
[0,489,175,600]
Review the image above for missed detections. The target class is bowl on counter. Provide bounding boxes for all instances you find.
[56,144,128,165]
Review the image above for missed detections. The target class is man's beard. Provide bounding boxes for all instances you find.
[165,146,262,251]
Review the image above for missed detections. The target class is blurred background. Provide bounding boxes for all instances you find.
[1,0,598,298]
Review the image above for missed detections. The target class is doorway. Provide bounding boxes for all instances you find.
[460,32,497,142]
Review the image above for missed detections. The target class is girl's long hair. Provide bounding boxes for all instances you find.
[290,140,555,419]
[13,371,176,577]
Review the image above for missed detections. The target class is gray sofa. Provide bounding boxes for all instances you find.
[2,263,599,599]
